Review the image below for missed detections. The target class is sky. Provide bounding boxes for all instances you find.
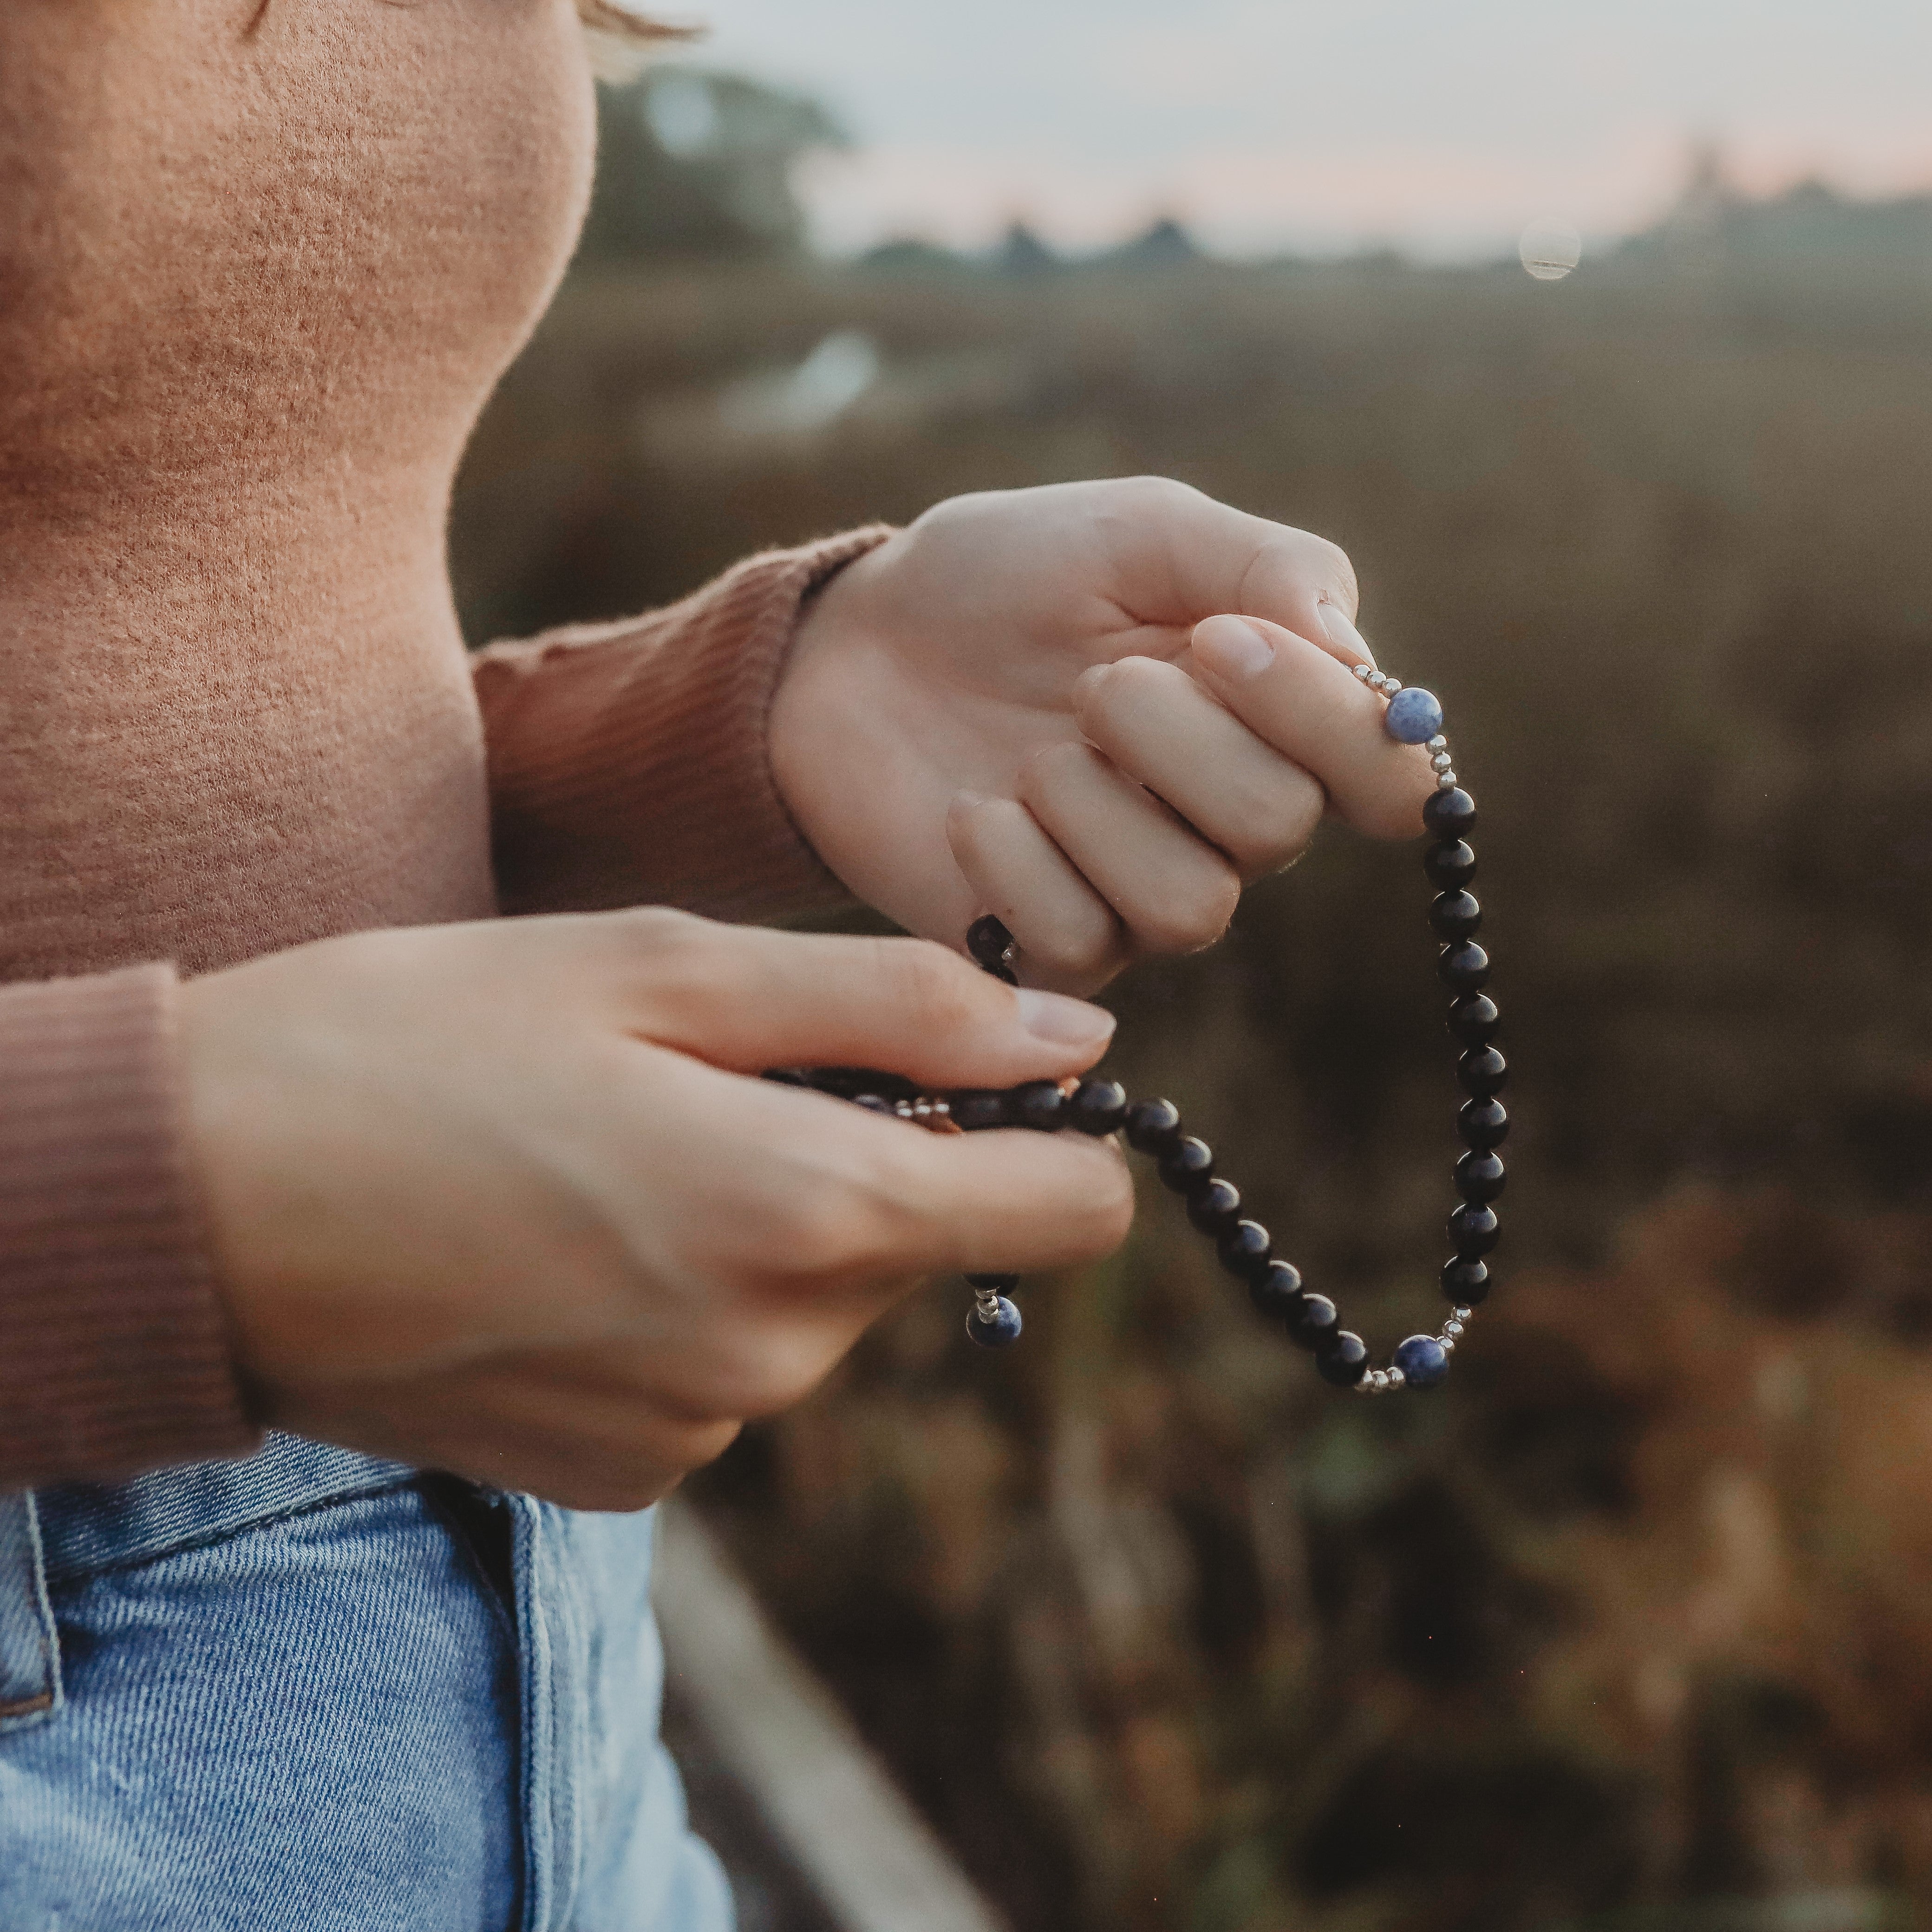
[673,0,1932,260]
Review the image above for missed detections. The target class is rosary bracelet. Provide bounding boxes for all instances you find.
[767,671,1501,1396]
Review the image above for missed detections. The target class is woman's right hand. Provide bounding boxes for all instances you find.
[178,910,1131,1509]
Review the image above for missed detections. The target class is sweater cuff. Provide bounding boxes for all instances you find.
[0,965,260,1489]
[478,527,893,924]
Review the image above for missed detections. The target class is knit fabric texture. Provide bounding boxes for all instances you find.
[0,2,881,1488]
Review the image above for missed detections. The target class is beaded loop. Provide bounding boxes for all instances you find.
[764,671,1501,1389]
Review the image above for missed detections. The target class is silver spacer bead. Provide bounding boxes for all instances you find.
[1431,752,1454,772]
[1453,1305,1473,1322]
[1368,1370,1390,1392]
[1428,735,1449,752]
[1386,1366,1406,1389]
[1436,770,1459,790]
[1444,1318,1465,1338]
[1353,662,1372,681]
[1438,1337,1455,1354]
[1382,678,1402,694]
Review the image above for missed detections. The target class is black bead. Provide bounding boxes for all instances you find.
[1216,1219,1273,1282]
[1455,1150,1507,1202]
[949,1090,1008,1133]
[1158,1137,1214,1191]
[1422,787,1477,839]
[1249,1261,1303,1321]
[1067,1078,1128,1136]
[762,1068,812,1088]
[1448,1201,1501,1258]
[1424,839,1477,890]
[1442,1258,1491,1305]
[967,915,1014,971]
[965,1272,1020,1292]
[1437,941,1491,993]
[1124,1098,1184,1155]
[1286,1291,1338,1349]
[1188,1178,1243,1235]
[1447,993,1500,1046]
[1316,1330,1370,1386]
[1458,1097,1510,1149]
[1429,889,1483,941]
[990,965,1019,986]
[1007,1080,1066,1132]
[1457,1046,1508,1098]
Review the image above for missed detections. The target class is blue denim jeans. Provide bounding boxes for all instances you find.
[0,1435,732,1931]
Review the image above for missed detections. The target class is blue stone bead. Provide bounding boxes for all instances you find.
[966,1295,1023,1348]
[1393,1333,1450,1389]
[1384,687,1444,744]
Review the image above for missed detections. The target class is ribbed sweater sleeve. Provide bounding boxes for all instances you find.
[0,965,259,1489]
[475,528,892,922]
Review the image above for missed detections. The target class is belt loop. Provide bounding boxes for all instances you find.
[0,1490,63,1732]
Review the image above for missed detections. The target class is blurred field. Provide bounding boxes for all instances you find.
[452,243,1932,1932]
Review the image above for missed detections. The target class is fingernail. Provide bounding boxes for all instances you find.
[1193,616,1275,682]
[1014,986,1117,1048]
[1317,601,1376,667]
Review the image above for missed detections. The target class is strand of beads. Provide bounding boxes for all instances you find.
[763,670,1504,1390]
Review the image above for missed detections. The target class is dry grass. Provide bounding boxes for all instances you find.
[453,248,1932,1932]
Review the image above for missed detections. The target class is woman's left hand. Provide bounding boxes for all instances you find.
[770,478,1437,993]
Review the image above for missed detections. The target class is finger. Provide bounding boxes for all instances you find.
[1070,655,1325,879]
[602,908,1117,1085]
[1077,476,1365,661]
[734,1068,1138,1284]
[1188,615,1436,839]
[1018,741,1240,956]
[946,790,1129,993]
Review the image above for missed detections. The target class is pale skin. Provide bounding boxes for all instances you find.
[184,478,1436,1508]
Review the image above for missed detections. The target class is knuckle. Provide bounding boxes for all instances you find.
[610,904,705,952]
[1018,912,1119,984]
[1136,866,1240,954]
[875,936,985,1042]
[732,1331,845,1420]
[1086,654,1178,732]
[1018,737,1094,803]
[1229,781,1325,871]
[766,1149,919,1282]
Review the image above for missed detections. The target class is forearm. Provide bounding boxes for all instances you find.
[476,529,891,922]
[0,965,258,1491]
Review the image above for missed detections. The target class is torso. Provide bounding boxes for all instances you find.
[0,0,596,977]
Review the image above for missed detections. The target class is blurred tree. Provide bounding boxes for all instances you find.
[575,65,848,264]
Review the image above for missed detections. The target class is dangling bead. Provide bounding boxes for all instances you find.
[1249,1261,1303,1320]
[1392,1334,1450,1389]
[1315,1331,1369,1386]
[966,1296,1023,1348]
[1157,1137,1214,1191]
[1123,1098,1183,1155]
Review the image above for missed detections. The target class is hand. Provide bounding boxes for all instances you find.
[770,478,1438,992]
[178,911,1129,1509]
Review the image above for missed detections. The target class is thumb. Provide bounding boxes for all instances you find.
[617,915,1116,1089]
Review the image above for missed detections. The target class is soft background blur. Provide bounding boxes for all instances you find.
[450,8,1932,1927]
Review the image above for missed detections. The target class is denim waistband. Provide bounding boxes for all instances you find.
[33,1434,417,1584]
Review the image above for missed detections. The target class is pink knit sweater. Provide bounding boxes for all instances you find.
[0,1,879,1489]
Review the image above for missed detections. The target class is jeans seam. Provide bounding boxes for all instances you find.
[41,1474,423,1586]
[416,1476,520,1650]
